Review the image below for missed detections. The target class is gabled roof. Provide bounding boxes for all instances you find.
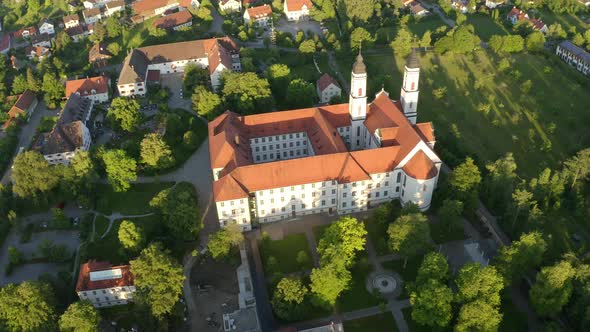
[65,76,109,97]
[284,0,312,11]
[559,40,590,63]
[402,150,438,180]
[414,122,435,143]
[316,73,340,92]
[106,0,125,8]
[245,4,272,19]
[76,260,134,292]
[133,0,177,15]
[63,14,80,23]
[153,10,193,29]
[13,26,38,38]
[507,7,528,21]
[83,7,102,18]
[8,90,37,117]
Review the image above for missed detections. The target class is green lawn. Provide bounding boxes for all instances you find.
[94,182,175,215]
[408,16,448,37]
[94,215,110,238]
[259,233,313,274]
[382,256,424,297]
[346,49,590,178]
[337,259,382,312]
[537,9,590,33]
[343,312,398,332]
[466,14,510,40]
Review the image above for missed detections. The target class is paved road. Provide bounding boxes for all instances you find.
[208,4,224,34]
[1,101,57,185]
[420,2,456,28]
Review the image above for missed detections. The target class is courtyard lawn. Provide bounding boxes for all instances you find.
[342,49,590,178]
[94,182,175,215]
[382,255,424,297]
[94,215,110,239]
[259,233,313,274]
[343,312,398,332]
[337,260,382,312]
[466,14,510,40]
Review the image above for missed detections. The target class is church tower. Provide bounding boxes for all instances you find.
[349,49,367,150]
[400,50,420,124]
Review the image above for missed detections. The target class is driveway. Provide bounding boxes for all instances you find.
[1,101,58,185]
[208,5,224,34]
[275,18,323,37]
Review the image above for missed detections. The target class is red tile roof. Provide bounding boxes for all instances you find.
[153,10,193,29]
[402,150,438,180]
[8,90,36,118]
[133,0,177,16]
[414,122,435,143]
[316,73,340,92]
[530,18,546,30]
[63,14,80,24]
[13,27,38,39]
[76,260,134,292]
[65,76,109,97]
[26,45,50,57]
[284,0,312,11]
[246,4,272,19]
[507,7,529,21]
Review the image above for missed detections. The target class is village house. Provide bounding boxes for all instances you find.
[410,2,429,16]
[105,0,125,16]
[32,94,94,165]
[76,260,136,308]
[25,45,51,60]
[132,0,199,19]
[243,4,273,26]
[451,0,474,13]
[283,0,312,21]
[89,42,112,67]
[63,14,81,28]
[507,7,547,33]
[219,0,242,13]
[556,40,590,76]
[83,8,103,24]
[13,26,38,39]
[117,37,241,96]
[2,90,38,130]
[485,0,504,8]
[39,19,55,35]
[153,10,193,30]
[31,33,55,48]
[83,0,111,9]
[316,73,341,104]
[65,76,110,103]
[66,24,93,42]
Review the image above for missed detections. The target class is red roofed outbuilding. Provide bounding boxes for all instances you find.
[284,0,312,21]
[76,260,136,308]
[316,73,342,103]
[244,4,273,26]
[65,76,110,103]
[153,10,193,30]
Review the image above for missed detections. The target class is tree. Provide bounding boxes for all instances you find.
[342,0,375,22]
[191,85,222,120]
[8,246,22,265]
[27,68,40,93]
[105,16,121,38]
[419,30,432,48]
[107,97,142,132]
[387,213,431,267]
[456,12,467,26]
[298,39,316,54]
[410,279,453,328]
[416,252,449,284]
[221,72,273,114]
[450,157,481,193]
[286,79,315,109]
[526,31,545,52]
[455,300,502,332]
[310,261,351,306]
[207,223,243,260]
[317,216,367,267]
[391,28,414,57]
[91,22,106,42]
[12,151,60,198]
[489,35,504,53]
[350,27,374,50]
[438,199,463,232]
[42,72,64,109]
[11,74,28,94]
[102,149,137,192]
[310,0,336,21]
[148,24,166,37]
[106,42,121,56]
[0,281,56,331]
[58,300,100,332]
[511,188,534,227]
[484,153,518,214]
[130,243,185,317]
[572,33,585,46]
[494,232,547,284]
[546,23,567,40]
[502,35,525,53]
[149,183,201,240]
[271,277,309,321]
[183,64,210,94]
[140,133,174,169]
[118,220,144,251]
[267,63,291,98]
[434,25,480,54]
[530,260,576,316]
[455,263,504,307]
[55,31,72,50]
[563,148,590,188]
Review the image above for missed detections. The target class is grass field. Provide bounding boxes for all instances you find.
[337,260,381,312]
[466,14,510,40]
[94,182,175,215]
[408,16,448,37]
[343,312,398,332]
[259,233,313,274]
[340,49,590,178]
[382,256,424,297]
[94,215,110,238]
[537,9,590,33]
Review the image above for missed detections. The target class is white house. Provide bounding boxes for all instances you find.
[25,46,51,60]
[117,37,241,96]
[507,7,529,25]
[105,0,125,16]
[76,260,136,308]
[316,73,341,104]
[284,0,312,21]
[244,4,272,26]
[66,76,110,103]
[63,14,81,28]
[556,40,590,76]
[38,19,55,35]
[83,0,111,9]
[83,8,102,24]
[451,0,474,13]
[410,2,429,16]
[210,51,441,231]
[152,10,193,31]
[485,0,504,8]
[32,94,94,165]
[219,0,241,12]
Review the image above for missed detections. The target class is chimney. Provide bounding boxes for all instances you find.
[234,135,239,145]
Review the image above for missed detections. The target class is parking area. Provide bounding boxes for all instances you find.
[275,18,324,37]
[160,73,192,110]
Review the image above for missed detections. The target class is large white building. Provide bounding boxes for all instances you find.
[210,51,441,231]
[66,76,110,103]
[283,0,312,21]
[76,260,136,308]
[556,40,590,76]
[117,37,241,96]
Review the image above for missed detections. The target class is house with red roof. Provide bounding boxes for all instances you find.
[153,10,193,30]
[243,4,273,26]
[316,73,341,104]
[25,45,51,60]
[66,76,110,103]
[76,260,136,308]
[210,51,441,231]
[507,7,529,25]
[2,90,38,130]
[13,26,38,39]
[284,0,312,21]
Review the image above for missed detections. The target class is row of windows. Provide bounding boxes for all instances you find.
[220,199,245,207]
[258,182,337,196]
[260,199,337,215]
[252,132,307,144]
[259,189,337,204]
[254,140,307,152]
[255,149,309,161]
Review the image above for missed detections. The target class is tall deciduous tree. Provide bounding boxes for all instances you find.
[410,279,453,328]
[455,263,504,307]
[42,72,64,109]
[191,85,222,120]
[131,243,185,317]
[530,260,576,316]
[102,149,137,192]
[298,39,317,54]
[342,0,375,22]
[58,300,101,332]
[118,220,144,252]
[221,72,273,114]
[349,27,375,50]
[455,300,502,332]
[207,223,243,260]
[183,64,210,95]
[310,260,351,306]
[416,252,449,284]
[12,151,60,198]
[149,183,201,240]
[0,281,56,331]
[387,213,431,267]
[317,216,367,267]
[107,97,142,132]
[11,74,27,94]
[140,133,174,169]
[563,148,590,188]
[390,28,414,57]
[438,199,463,232]
[494,231,547,284]
[526,31,546,52]
[271,277,309,321]
[27,68,41,93]
[286,79,316,109]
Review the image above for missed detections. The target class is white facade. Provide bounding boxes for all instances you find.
[84,13,102,24]
[219,0,242,12]
[64,18,80,28]
[43,124,92,165]
[76,91,109,103]
[485,0,503,8]
[318,83,341,104]
[118,81,148,97]
[77,285,136,307]
[172,20,193,30]
[284,1,310,21]
[216,198,252,231]
[105,3,125,16]
[249,131,313,164]
[39,21,55,35]
[556,42,590,76]
[400,60,420,125]
[349,60,367,151]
